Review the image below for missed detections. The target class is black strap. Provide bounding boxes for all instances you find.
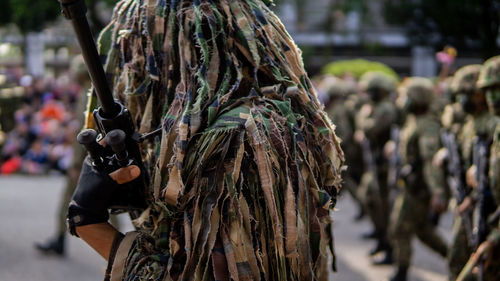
[104,232,125,281]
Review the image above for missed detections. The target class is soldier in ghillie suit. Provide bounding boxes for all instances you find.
[388,78,448,281]
[66,0,344,280]
[354,71,398,263]
[36,56,123,255]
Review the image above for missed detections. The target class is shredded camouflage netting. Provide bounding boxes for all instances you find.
[89,0,344,280]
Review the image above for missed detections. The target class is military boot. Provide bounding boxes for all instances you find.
[389,265,408,281]
[372,248,393,265]
[361,230,378,240]
[370,236,391,256]
[353,206,365,221]
[35,234,65,256]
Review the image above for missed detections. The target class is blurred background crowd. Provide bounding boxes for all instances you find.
[0,67,82,175]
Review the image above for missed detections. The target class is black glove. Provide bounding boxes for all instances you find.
[67,156,132,236]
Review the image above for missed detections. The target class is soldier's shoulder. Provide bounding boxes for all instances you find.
[375,99,397,116]
[490,116,500,139]
[480,113,499,139]
[379,98,397,109]
[418,114,441,135]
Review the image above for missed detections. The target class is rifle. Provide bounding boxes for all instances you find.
[440,131,474,245]
[457,206,500,281]
[58,0,158,211]
[472,135,493,281]
[387,125,401,191]
[361,137,381,196]
[455,234,494,281]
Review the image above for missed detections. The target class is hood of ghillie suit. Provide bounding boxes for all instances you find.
[89,1,344,279]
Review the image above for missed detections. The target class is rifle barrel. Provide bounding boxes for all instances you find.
[59,0,118,117]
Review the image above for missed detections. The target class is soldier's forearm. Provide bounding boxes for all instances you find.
[76,223,120,260]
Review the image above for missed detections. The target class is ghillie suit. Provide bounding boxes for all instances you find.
[90,0,344,280]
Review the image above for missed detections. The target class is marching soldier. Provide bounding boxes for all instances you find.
[449,63,498,281]
[320,76,365,219]
[388,77,448,281]
[457,56,500,281]
[354,71,398,263]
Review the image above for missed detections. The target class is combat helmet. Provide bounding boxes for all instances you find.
[403,77,434,108]
[449,64,481,94]
[359,71,397,94]
[70,55,89,84]
[478,56,500,115]
[318,75,348,99]
[477,55,500,89]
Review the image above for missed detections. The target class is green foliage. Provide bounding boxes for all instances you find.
[0,0,60,33]
[0,0,117,34]
[321,59,398,80]
[334,0,500,59]
[383,0,499,58]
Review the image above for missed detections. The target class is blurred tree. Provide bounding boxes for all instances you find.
[322,59,398,80]
[0,0,116,75]
[384,0,500,59]
[0,0,60,33]
[0,0,116,35]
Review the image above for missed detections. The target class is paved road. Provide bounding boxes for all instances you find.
[0,175,452,281]
[332,192,452,281]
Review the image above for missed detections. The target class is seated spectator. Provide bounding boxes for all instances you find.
[1,123,32,160]
[22,139,48,174]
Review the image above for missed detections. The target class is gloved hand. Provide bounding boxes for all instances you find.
[67,156,140,236]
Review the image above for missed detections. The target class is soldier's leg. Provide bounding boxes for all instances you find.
[343,175,365,220]
[378,167,391,232]
[34,143,85,255]
[372,168,393,263]
[389,192,415,273]
[448,216,476,281]
[345,147,365,220]
[359,172,385,239]
[413,199,447,258]
[343,175,362,206]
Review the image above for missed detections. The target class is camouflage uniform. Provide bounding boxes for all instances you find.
[439,65,482,281]
[447,60,500,281]
[389,77,448,281]
[85,0,344,280]
[343,81,367,209]
[355,71,398,254]
[473,56,500,280]
[441,65,476,135]
[480,122,500,281]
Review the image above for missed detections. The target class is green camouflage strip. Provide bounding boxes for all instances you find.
[91,0,344,280]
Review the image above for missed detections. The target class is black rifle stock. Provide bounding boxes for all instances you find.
[387,125,401,190]
[472,135,494,281]
[440,131,474,245]
[361,138,381,196]
[59,0,151,211]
